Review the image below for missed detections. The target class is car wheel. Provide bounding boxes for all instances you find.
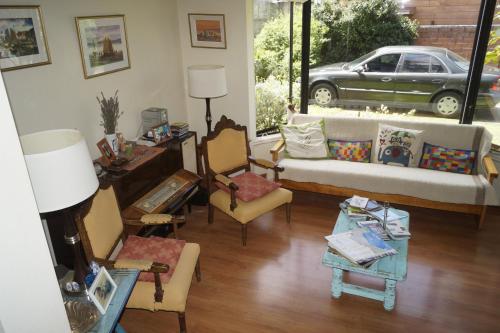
[312,83,336,106]
[432,92,462,118]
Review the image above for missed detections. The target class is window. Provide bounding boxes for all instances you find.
[400,53,446,73]
[365,54,400,73]
[430,57,446,73]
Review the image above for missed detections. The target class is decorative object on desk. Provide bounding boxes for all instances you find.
[96,138,116,166]
[150,122,172,144]
[75,15,130,79]
[97,90,123,154]
[0,5,51,71]
[142,107,168,134]
[188,64,227,134]
[88,266,117,315]
[188,13,226,49]
[64,300,100,333]
[20,129,99,289]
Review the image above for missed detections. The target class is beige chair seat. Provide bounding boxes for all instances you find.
[210,188,293,224]
[127,243,200,312]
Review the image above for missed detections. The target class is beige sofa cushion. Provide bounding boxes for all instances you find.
[278,158,493,205]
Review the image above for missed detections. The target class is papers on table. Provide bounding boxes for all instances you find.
[368,208,402,222]
[385,219,411,239]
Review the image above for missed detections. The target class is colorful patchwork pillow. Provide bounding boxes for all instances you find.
[215,172,281,202]
[328,140,372,163]
[280,119,330,159]
[419,143,476,175]
[374,124,424,167]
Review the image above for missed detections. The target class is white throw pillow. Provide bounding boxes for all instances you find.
[373,124,423,167]
[281,119,329,159]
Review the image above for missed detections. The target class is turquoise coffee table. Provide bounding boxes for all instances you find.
[322,209,409,311]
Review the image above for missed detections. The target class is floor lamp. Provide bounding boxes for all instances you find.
[187,65,228,135]
[21,129,99,289]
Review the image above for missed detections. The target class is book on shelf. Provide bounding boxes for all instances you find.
[325,228,397,267]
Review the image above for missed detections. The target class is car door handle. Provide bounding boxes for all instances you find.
[432,79,444,84]
[381,77,392,82]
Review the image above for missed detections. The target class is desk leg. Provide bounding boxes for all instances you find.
[115,323,127,333]
[331,268,343,299]
[384,279,397,311]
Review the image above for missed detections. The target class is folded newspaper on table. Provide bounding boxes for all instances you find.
[325,228,397,267]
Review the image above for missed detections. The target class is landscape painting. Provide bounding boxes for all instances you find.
[76,15,130,79]
[0,6,51,71]
[189,14,226,49]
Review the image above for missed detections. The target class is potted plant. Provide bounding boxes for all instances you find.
[97,90,123,154]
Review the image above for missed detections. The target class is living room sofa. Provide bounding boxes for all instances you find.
[270,114,498,228]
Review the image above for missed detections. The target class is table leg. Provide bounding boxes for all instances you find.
[331,268,343,298]
[384,279,397,311]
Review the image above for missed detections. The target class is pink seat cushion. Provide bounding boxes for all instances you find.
[117,235,185,283]
[215,171,281,202]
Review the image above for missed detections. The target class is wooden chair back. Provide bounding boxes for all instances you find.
[201,116,251,189]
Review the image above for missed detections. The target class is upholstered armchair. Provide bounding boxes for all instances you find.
[201,116,293,245]
[75,185,201,333]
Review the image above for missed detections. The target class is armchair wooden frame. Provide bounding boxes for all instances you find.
[201,116,291,245]
[271,139,499,229]
[75,183,201,333]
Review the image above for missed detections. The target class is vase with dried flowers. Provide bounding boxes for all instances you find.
[97,90,123,154]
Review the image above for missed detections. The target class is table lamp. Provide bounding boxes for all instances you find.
[187,65,228,134]
[21,129,99,289]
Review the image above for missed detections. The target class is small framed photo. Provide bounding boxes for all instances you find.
[188,14,226,49]
[88,267,117,315]
[0,5,51,71]
[75,15,130,79]
[151,122,171,144]
[97,138,116,166]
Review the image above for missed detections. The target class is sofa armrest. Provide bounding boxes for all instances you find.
[270,139,285,162]
[483,155,499,184]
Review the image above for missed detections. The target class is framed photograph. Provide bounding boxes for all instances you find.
[0,5,51,71]
[88,267,117,315]
[151,122,171,144]
[97,138,116,166]
[75,15,130,79]
[188,14,226,49]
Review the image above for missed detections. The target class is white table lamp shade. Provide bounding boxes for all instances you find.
[188,65,228,98]
[21,129,99,213]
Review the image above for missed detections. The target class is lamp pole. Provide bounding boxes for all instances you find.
[205,98,212,135]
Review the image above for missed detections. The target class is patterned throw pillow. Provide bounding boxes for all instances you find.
[280,119,330,159]
[419,143,476,175]
[328,140,372,163]
[374,124,423,167]
[215,172,281,202]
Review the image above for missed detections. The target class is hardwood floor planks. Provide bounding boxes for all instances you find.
[120,191,500,333]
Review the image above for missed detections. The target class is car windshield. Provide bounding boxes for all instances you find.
[446,50,469,71]
[348,50,377,69]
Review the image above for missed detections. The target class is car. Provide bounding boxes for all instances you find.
[308,46,500,118]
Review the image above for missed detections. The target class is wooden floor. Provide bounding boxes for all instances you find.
[120,191,500,333]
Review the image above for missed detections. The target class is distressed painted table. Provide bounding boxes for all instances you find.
[322,209,409,311]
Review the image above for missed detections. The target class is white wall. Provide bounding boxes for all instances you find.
[176,0,256,139]
[1,0,186,157]
[0,74,70,332]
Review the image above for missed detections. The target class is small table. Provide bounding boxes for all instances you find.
[322,209,409,311]
[63,269,139,333]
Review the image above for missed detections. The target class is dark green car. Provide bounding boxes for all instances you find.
[309,46,500,118]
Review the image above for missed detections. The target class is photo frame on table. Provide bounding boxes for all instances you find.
[188,13,226,49]
[151,122,172,144]
[0,5,51,71]
[88,266,117,315]
[75,15,130,79]
[97,138,116,166]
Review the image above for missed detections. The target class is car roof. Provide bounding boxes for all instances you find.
[376,45,449,56]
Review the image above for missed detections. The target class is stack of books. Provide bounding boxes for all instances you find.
[171,122,189,138]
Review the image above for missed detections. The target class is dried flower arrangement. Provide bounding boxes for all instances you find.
[97,90,123,135]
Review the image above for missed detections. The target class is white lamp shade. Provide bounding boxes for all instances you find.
[20,129,99,213]
[188,65,228,98]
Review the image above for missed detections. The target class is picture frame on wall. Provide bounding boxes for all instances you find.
[75,15,130,79]
[88,266,117,315]
[0,5,51,71]
[188,13,226,49]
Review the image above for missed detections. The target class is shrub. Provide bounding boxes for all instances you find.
[255,76,300,131]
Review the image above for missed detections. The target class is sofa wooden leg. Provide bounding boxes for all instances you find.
[208,204,214,224]
[285,203,291,224]
[195,258,202,282]
[178,312,187,333]
[241,224,247,246]
[478,205,488,229]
